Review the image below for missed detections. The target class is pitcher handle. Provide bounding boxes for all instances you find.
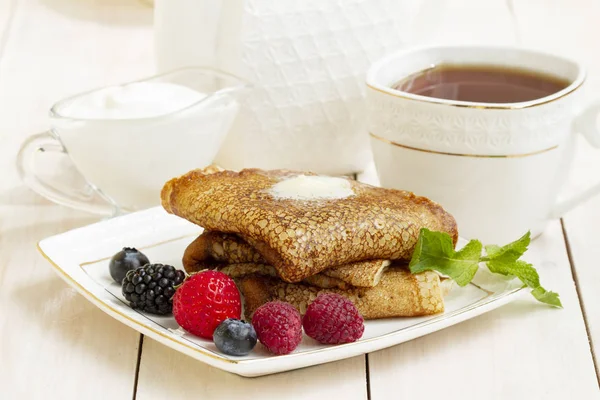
[16,131,117,216]
[551,101,600,218]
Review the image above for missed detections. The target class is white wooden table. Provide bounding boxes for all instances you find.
[1,1,599,398]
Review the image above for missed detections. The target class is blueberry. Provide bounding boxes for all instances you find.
[213,319,257,356]
[109,247,150,284]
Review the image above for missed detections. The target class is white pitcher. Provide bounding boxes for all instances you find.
[154,0,427,175]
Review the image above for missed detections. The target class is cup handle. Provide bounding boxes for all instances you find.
[550,101,600,218]
[16,131,117,216]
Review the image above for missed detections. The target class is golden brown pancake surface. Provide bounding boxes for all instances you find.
[162,168,458,282]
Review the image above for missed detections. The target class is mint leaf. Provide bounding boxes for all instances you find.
[482,231,530,262]
[482,232,561,308]
[409,228,482,286]
[409,229,561,308]
[531,287,563,308]
[486,259,540,288]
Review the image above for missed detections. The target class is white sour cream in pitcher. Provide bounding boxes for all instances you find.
[53,81,237,211]
[59,82,206,119]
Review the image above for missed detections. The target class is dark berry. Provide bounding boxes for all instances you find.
[121,264,185,315]
[213,319,257,356]
[303,293,364,344]
[109,247,150,284]
[252,301,302,355]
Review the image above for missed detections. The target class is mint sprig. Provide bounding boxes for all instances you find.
[409,231,482,286]
[409,228,562,307]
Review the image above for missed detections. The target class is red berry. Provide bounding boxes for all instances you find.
[303,293,364,344]
[172,270,241,339]
[252,301,302,355]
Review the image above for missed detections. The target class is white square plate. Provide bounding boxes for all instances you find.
[38,207,524,377]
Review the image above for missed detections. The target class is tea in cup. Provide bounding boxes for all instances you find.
[367,46,600,243]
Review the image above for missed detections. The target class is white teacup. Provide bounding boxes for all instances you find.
[367,46,600,243]
[17,68,249,216]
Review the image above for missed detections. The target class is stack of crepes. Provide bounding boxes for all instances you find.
[161,167,459,320]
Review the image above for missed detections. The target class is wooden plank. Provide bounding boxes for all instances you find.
[512,0,600,383]
[367,220,598,399]
[0,0,153,398]
[136,337,367,400]
[561,137,600,381]
[0,205,141,399]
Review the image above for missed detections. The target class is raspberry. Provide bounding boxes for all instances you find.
[303,293,364,344]
[172,270,241,339]
[251,301,302,355]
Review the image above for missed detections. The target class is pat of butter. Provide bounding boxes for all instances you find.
[269,175,354,200]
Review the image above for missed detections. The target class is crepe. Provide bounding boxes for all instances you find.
[239,267,451,320]
[162,168,458,282]
[322,260,390,288]
[215,260,392,290]
[182,231,265,270]
[216,263,350,290]
[183,231,391,288]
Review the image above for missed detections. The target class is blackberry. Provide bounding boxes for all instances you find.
[121,264,185,315]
